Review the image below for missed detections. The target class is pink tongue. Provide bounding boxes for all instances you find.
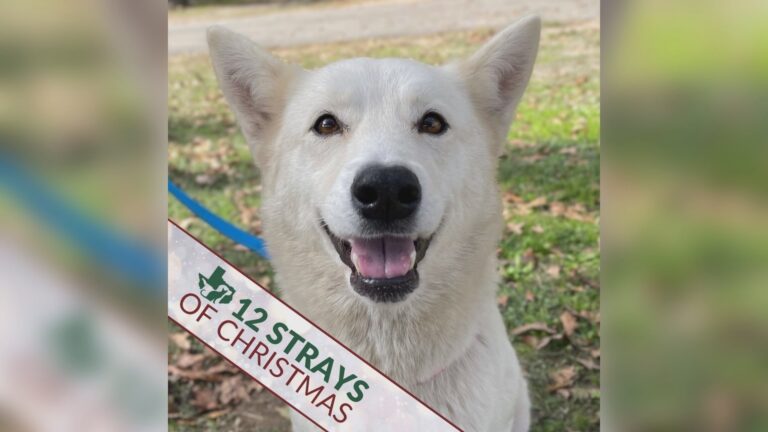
[350,237,415,279]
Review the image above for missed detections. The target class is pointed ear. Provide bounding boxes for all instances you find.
[207,26,299,164]
[459,16,540,142]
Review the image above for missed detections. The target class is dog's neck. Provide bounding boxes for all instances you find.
[275,247,499,387]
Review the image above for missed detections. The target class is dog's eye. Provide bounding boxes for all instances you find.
[418,112,448,135]
[313,114,341,136]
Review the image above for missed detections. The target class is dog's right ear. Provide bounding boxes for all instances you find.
[458,16,540,147]
[207,26,299,164]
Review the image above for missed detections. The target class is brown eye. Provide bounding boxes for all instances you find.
[418,112,448,135]
[313,114,341,136]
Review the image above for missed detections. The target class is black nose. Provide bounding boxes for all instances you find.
[351,165,421,222]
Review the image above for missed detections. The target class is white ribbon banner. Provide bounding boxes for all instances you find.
[168,220,461,431]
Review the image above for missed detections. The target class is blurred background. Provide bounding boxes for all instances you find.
[603,0,768,430]
[0,0,166,431]
[168,0,600,431]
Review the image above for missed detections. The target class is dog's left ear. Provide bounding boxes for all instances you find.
[459,16,541,144]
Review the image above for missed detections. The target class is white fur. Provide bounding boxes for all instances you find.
[207,16,540,432]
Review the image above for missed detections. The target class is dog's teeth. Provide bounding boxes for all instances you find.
[351,251,361,272]
[409,249,416,269]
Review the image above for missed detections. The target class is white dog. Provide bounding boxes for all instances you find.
[207,16,540,432]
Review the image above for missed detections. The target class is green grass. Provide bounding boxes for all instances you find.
[169,23,600,431]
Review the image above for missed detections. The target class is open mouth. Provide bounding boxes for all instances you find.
[322,223,431,303]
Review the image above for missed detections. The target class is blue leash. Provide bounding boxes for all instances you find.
[0,152,267,294]
[167,180,269,259]
[0,154,165,293]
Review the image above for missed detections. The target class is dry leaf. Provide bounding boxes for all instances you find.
[502,206,513,220]
[192,388,218,411]
[511,322,555,336]
[207,361,237,375]
[550,201,566,216]
[507,222,524,235]
[205,409,231,419]
[575,357,600,370]
[573,309,600,324]
[564,205,594,222]
[218,375,252,405]
[511,205,532,216]
[176,353,206,369]
[522,335,539,349]
[546,265,561,278]
[536,333,564,350]
[503,192,524,204]
[276,406,292,420]
[587,311,601,324]
[521,154,544,163]
[257,276,272,288]
[532,225,545,234]
[168,365,225,382]
[536,336,552,350]
[525,290,535,302]
[548,366,577,392]
[497,294,509,307]
[170,333,190,350]
[195,174,214,185]
[528,196,548,208]
[560,311,578,336]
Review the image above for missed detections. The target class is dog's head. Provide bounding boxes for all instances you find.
[208,17,540,305]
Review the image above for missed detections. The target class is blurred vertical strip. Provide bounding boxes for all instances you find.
[603,0,768,430]
[0,0,167,430]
